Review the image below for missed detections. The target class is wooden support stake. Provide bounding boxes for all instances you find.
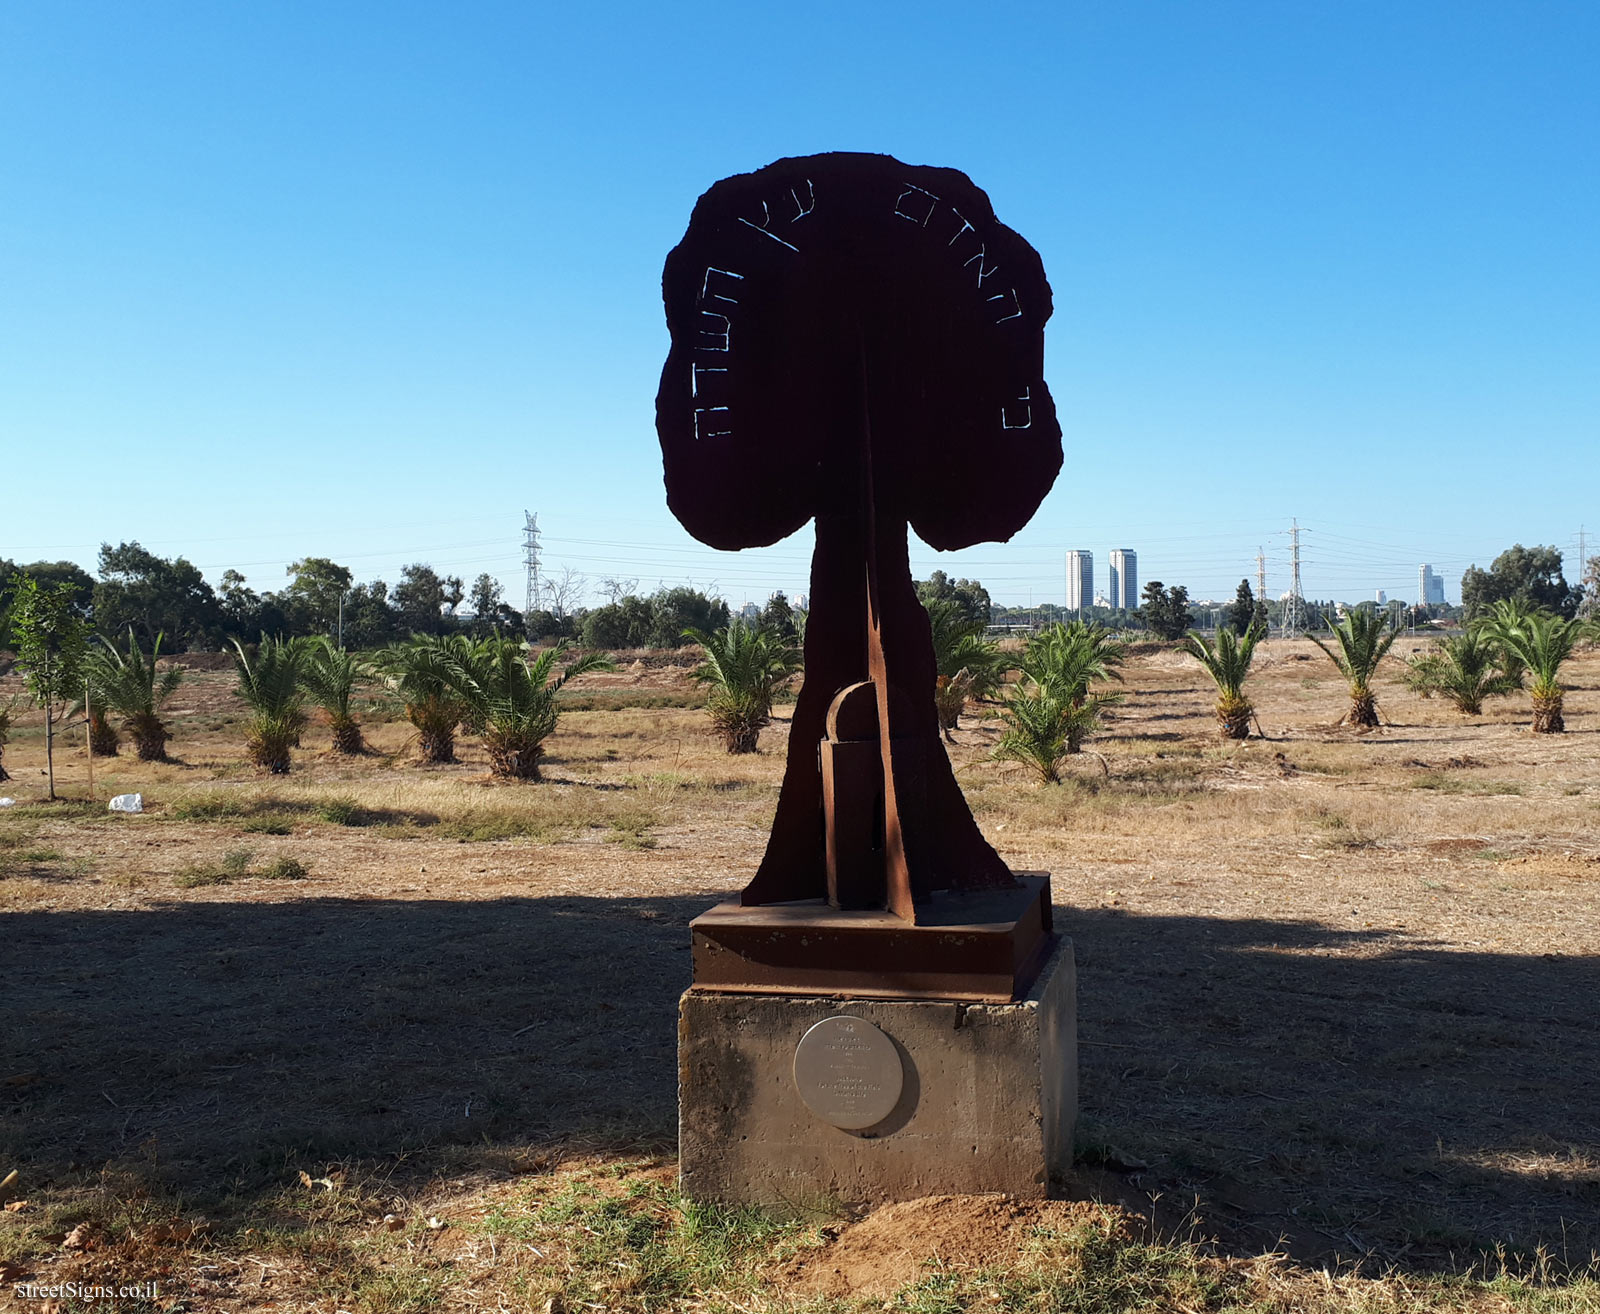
[84,677,94,800]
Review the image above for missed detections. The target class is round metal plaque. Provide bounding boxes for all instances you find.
[793,1015,904,1130]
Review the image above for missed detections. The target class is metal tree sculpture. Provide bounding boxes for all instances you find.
[658,152,1062,924]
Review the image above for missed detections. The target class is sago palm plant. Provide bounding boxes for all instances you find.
[374,634,474,764]
[1182,625,1259,739]
[684,620,802,753]
[1310,609,1398,728]
[1023,620,1127,701]
[993,622,1125,781]
[231,636,310,773]
[429,637,613,779]
[1402,631,1520,716]
[78,629,184,761]
[926,599,1011,740]
[993,685,1081,784]
[85,704,121,757]
[1019,621,1126,739]
[1474,598,1538,684]
[1489,611,1586,733]
[300,638,370,755]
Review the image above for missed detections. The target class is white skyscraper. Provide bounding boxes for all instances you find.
[1109,549,1138,611]
[1419,564,1446,606]
[1066,550,1094,613]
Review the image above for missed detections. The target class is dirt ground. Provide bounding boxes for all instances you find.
[2,638,1597,1309]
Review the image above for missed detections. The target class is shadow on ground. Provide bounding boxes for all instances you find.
[1066,906,1600,1274]
[4,895,1597,1274]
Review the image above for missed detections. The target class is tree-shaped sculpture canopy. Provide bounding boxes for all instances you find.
[658,153,1062,934]
[658,152,1062,553]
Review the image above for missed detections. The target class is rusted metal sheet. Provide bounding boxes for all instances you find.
[657,153,1061,956]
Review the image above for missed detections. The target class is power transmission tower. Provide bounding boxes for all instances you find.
[1578,525,1594,618]
[1283,519,1306,639]
[523,511,542,616]
[1256,547,1267,631]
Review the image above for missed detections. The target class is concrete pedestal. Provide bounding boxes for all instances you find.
[678,938,1076,1206]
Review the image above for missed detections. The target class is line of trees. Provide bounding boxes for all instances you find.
[4,540,1592,662]
[0,544,736,654]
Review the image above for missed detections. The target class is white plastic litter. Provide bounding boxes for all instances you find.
[0,798,14,808]
[108,793,144,814]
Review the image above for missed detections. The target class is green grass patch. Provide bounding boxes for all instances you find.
[171,791,437,831]
[432,809,571,843]
[0,823,38,850]
[174,846,256,887]
[173,847,307,887]
[1412,773,1524,796]
[607,807,659,850]
[4,797,103,819]
[241,814,297,835]
[172,793,303,822]
[475,1174,797,1310]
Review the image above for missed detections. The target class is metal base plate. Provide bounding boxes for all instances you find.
[689,873,1054,1003]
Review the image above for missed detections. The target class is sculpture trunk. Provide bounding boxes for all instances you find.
[742,509,1012,919]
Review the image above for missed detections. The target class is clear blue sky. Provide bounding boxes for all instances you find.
[2,2,1596,610]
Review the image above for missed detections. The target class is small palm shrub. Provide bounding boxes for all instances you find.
[1182,626,1259,739]
[1474,598,1537,683]
[1025,621,1127,697]
[994,686,1106,784]
[1402,631,1520,716]
[430,637,613,779]
[231,636,309,773]
[926,599,1011,740]
[1310,609,1398,728]
[684,621,801,753]
[80,629,184,761]
[1486,611,1587,733]
[994,622,1125,781]
[86,707,121,757]
[374,634,474,764]
[300,638,369,754]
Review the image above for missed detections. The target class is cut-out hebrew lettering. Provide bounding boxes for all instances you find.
[700,267,744,304]
[946,207,976,246]
[962,244,999,288]
[691,362,727,398]
[892,182,939,227]
[1001,387,1031,429]
[737,201,801,252]
[696,310,731,351]
[789,179,816,222]
[693,405,731,441]
[988,288,1022,323]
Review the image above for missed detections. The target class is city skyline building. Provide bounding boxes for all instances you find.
[1109,549,1138,611]
[1419,564,1446,606]
[1066,549,1094,613]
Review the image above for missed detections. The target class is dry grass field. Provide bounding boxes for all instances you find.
[2,639,1598,1312]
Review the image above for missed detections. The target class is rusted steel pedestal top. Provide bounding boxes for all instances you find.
[690,874,1054,1004]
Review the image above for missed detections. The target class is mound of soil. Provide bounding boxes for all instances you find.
[773,1194,1126,1299]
